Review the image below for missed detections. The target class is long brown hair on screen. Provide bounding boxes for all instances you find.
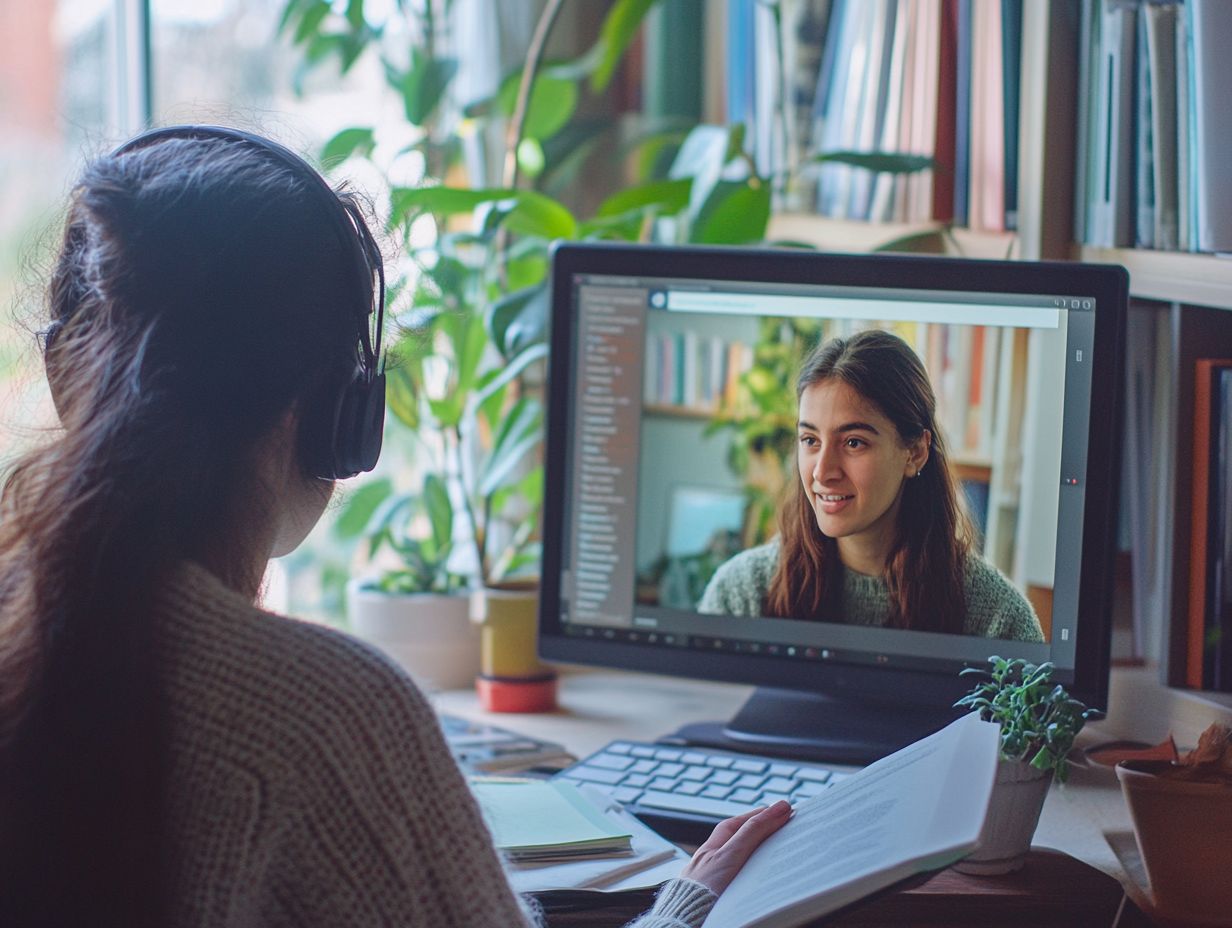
[0,133,376,927]
[763,329,974,632]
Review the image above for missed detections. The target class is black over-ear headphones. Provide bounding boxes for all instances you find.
[42,125,386,480]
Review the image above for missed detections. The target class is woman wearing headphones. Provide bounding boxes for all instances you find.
[0,129,787,927]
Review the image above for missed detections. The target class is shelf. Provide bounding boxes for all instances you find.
[1076,246,1232,311]
[767,214,1019,261]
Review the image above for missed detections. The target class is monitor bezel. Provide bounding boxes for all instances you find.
[539,242,1127,714]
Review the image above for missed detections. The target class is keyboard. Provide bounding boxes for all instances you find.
[553,740,854,844]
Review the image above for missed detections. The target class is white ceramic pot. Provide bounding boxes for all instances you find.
[346,582,480,691]
[954,759,1052,875]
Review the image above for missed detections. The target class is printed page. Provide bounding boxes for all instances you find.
[704,713,998,928]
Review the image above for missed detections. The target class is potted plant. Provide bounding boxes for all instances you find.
[336,473,481,690]
[952,656,1102,874]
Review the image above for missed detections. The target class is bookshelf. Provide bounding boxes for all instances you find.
[734,3,1232,694]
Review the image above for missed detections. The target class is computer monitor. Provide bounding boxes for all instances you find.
[539,243,1127,764]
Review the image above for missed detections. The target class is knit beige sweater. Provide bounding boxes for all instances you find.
[158,563,715,927]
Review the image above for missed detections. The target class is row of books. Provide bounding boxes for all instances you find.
[1186,360,1232,692]
[727,0,1022,232]
[642,333,755,414]
[643,319,1006,465]
[1076,0,1232,253]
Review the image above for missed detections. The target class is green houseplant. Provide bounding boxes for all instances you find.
[953,656,1102,874]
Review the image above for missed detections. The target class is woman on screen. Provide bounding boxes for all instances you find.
[0,128,785,927]
[699,329,1043,642]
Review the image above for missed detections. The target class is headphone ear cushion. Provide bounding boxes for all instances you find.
[328,373,386,479]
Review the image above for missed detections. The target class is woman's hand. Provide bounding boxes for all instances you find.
[679,799,793,896]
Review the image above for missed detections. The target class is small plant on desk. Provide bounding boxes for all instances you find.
[956,656,1103,783]
[952,657,1103,874]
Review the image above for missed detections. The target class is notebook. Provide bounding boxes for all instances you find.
[471,778,634,862]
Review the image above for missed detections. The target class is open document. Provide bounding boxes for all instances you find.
[704,713,1000,928]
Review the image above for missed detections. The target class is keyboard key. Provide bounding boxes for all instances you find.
[649,776,679,791]
[796,767,831,784]
[829,772,853,784]
[761,791,793,806]
[736,773,766,789]
[705,755,735,768]
[589,754,636,772]
[764,776,798,794]
[730,788,761,803]
[624,773,651,788]
[607,743,633,755]
[612,786,643,804]
[681,765,711,782]
[702,784,734,800]
[681,752,708,765]
[654,748,683,762]
[631,759,658,774]
[637,790,752,819]
[769,763,799,777]
[677,781,705,796]
[794,782,827,798]
[732,759,767,774]
[710,770,740,786]
[657,762,685,777]
[568,765,626,785]
[630,746,656,758]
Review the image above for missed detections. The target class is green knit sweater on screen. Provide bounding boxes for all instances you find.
[697,538,1045,642]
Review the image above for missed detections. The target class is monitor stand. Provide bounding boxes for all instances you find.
[665,686,963,766]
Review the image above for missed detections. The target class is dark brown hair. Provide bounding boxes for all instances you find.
[0,134,374,926]
[764,329,973,632]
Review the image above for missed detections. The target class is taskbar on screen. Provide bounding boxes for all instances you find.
[559,622,984,675]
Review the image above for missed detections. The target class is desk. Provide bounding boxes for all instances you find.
[434,668,1161,927]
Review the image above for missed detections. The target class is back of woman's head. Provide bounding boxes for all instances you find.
[765,329,972,631]
[0,130,377,926]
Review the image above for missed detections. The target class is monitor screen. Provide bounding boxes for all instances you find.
[540,244,1127,762]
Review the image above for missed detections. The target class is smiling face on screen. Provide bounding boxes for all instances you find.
[796,379,929,575]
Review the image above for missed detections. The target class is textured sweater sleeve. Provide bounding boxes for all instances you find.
[625,879,717,928]
[258,637,538,927]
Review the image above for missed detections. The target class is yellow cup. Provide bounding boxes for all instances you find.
[470,586,543,679]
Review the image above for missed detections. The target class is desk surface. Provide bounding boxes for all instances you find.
[432,667,1140,891]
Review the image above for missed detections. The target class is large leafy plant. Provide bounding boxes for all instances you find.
[279,0,935,594]
[955,656,1103,783]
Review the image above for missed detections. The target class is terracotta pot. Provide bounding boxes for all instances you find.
[346,583,480,691]
[953,759,1051,875]
[1116,760,1232,923]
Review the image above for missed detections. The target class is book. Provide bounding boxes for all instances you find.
[440,713,572,773]
[1088,0,1135,248]
[471,778,634,862]
[967,0,1004,232]
[1211,368,1232,690]
[1189,359,1232,689]
[1143,2,1179,251]
[1188,0,1232,252]
[505,784,688,893]
[1000,0,1022,231]
[702,712,999,928]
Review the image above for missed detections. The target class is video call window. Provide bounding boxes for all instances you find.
[631,290,1070,646]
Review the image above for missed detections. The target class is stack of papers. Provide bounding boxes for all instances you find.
[441,714,573,773]
[472,778,634,862]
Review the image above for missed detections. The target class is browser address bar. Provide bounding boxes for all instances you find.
[664,290,1060,329]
